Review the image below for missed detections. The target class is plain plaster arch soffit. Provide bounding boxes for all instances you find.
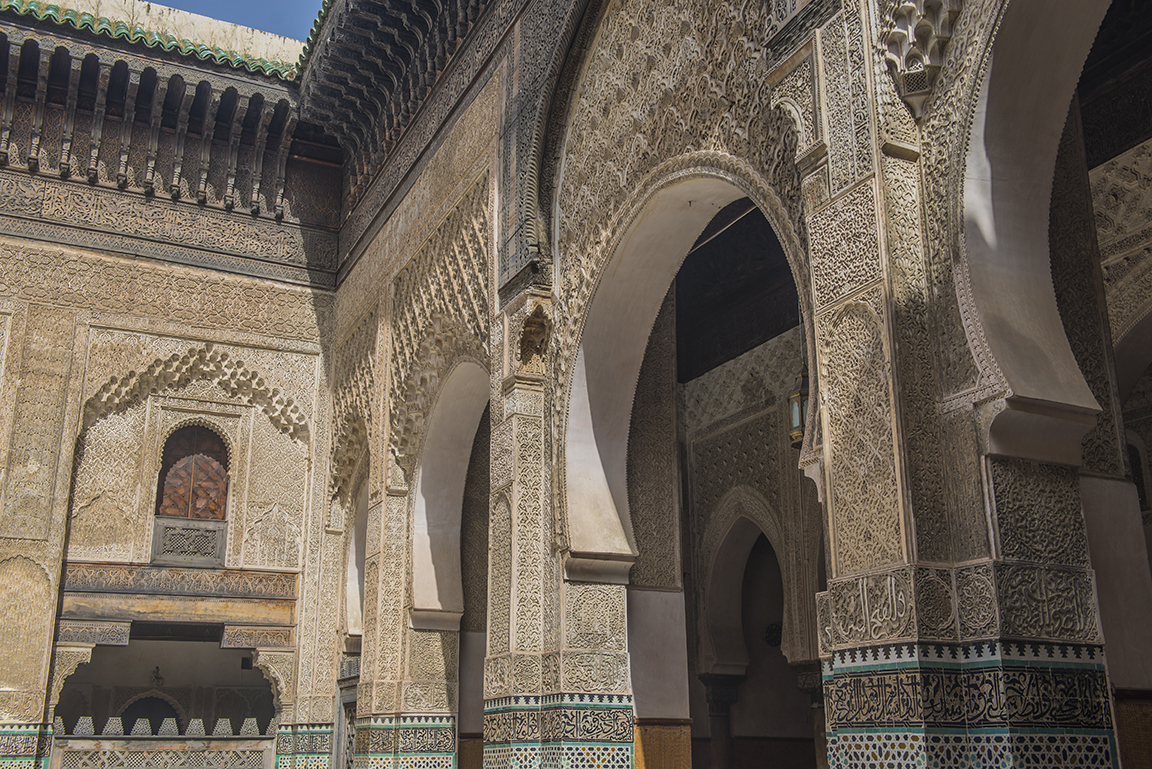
[961,0,1109,464]
[409,359,490,631]
[559,164,815,584]
[699,486,791,675]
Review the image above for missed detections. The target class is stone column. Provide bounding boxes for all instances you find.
[697,674,742,769]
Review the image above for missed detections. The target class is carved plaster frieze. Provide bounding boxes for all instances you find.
[56,620,130,646]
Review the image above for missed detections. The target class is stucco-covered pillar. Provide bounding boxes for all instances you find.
[0,299,85,769]
[483,293,634,768]
[812,1,1120,766]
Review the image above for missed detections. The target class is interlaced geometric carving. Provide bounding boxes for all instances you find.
[819,297,903,575]
[159,524,219,559]
[330,312,376,507]
[153,519,226,566]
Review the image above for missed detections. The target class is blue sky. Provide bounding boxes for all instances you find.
[157,0,325,42]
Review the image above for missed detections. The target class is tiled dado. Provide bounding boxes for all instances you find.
[354,715,455,768]
[276,723,334,769]
[0,724,51,769]
[822,642,1118,768]
[483,694,633,769]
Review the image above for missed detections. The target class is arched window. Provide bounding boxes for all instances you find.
[152,425,230,566]
[156,425,229,520]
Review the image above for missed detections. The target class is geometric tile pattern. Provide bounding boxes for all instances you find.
[0,724,50,769]
[354,715,454,768]
[823,642,1119,768]
[827,730,1117,769]
[483,695,633,769]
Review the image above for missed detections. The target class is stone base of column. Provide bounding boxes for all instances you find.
[275,723,334,769]
[483,694,633,768]
[0,723,50,769]
[354,715,455,768]
[633,720,690,769]
[824,642,1118,768]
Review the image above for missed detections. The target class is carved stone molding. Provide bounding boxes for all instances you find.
[221,625,295,649]
[63,563,297,599]
[253,649,297,711]
[48,644,93,713]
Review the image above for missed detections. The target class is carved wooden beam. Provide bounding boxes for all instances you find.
[0,36,25,165]
[28,43,52,171]
[168,82,195,198]
[85,60,110,183]
[142,76,168,195]
[59,51,82,177]
[272,111,297,219]
[195,90,222,204]
[223,93,249,210]
[248,99,274,214]
[116,67,141,189]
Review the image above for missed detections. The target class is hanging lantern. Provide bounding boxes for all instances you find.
[788,363,809,449]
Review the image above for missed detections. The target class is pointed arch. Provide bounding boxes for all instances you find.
[698,486,793,674]
[959,0,1108,463]
[409,360,491,630]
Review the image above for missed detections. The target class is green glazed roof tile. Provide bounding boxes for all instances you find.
[0,0,300,80]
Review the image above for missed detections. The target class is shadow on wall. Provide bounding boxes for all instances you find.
[56,639,275,736]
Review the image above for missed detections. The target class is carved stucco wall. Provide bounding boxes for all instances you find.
[551,0,809,567]
[679,326,822,665]
[1092,136,1152,349]
[354,171,492,716]
[334,74,500,344]
[322,60,499,717]
[0,227,333,725]
[626,293,680,590]
[462,408,491,634]
[69,332,319,572]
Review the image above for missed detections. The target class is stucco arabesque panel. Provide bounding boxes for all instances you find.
[1091,137,1152,345]
[335,75,501,342]
[388,174,492,479]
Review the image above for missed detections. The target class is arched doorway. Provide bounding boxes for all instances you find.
[562,168,820,768]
